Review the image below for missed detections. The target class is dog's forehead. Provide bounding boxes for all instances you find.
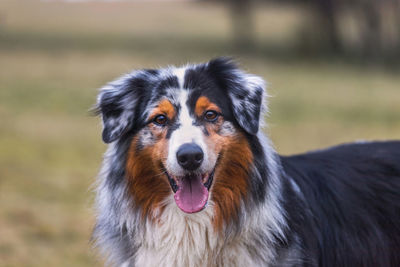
[148,66,230,116]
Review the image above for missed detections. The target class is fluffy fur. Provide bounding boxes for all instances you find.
[93,58,400,267]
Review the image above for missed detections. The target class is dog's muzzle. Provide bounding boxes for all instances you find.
[166,143,214,213]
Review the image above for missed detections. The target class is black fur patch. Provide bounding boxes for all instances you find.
[205,58,265,135]
[281,141,400,266]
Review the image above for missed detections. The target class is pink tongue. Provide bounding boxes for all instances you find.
[174,175,209,213]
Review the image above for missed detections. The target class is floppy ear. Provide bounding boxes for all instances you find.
[207,58,266,135]
[228,74,265,135]
[95,72,148,143]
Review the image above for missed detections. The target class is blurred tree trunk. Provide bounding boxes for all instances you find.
[229,0,255,50]
[314,0,341,52]
[300,0,342,54]
[360,0,382,60]
[394,0,400,57]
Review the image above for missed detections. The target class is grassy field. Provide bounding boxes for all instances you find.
[0,0,399,266]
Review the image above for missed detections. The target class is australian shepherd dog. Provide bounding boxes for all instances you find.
[93,58,400,267]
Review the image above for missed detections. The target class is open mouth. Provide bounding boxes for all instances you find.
[166,170,214,213]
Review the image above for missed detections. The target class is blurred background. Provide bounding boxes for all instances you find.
[0,0,399,266]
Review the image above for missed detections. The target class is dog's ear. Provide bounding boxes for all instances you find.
[207,57,266,135]
[95,72,150,143]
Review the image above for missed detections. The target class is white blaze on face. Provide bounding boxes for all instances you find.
[166,89,211,177]
[173,67,186,87]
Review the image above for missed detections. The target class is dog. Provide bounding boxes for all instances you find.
[93,58,400,267]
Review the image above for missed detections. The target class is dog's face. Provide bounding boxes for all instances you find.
[97,58,265,229]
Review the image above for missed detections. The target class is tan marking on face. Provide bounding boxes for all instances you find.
[199,102,226,162]
[211,133,253,231]
[194,97,252,231]
[126,100,174,222]
[195,96,221,117]
[149,99,176,121]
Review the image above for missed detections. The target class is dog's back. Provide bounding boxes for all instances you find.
[281,141,400,267]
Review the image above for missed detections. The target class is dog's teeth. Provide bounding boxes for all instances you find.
[202,173,209,183]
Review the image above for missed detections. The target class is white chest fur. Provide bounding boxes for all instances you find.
[132,199,261,267]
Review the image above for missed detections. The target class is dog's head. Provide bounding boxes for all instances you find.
[96,58,266,228]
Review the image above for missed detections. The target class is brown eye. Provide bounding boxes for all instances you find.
[153,115,168,126]
[204,110,218,122]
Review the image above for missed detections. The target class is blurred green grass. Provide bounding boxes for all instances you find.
[0,0,399,266]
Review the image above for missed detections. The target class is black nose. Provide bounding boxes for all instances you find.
[176,143,204,171]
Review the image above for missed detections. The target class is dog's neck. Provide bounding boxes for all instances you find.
[133,197,277,267]
[134,197,217,266]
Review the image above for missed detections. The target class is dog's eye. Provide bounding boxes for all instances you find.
[204,110,219,122]
[153,115,168,126]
